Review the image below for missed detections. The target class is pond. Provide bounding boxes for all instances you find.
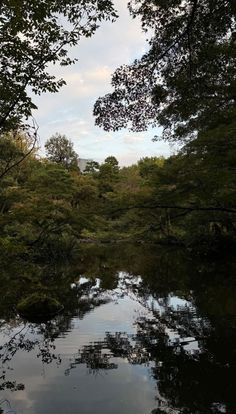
[0,244,235,414]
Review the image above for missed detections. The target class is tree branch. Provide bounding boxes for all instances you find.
[187,0,198,79]
[149,0,198,68]
[0,121,38,180]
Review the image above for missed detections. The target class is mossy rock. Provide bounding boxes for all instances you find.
[17,293,62,322]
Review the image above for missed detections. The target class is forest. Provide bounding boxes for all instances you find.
[0,128,235,266]
[0,0,235,265]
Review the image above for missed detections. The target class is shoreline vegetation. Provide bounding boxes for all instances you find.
[0,132,235,322]
[1,240,235,322]
[0,133,235,262]
[2,136,236,259]
[1,0,235,265]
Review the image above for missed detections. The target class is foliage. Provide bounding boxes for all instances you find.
[0,0,117,133]
[0,129,38,180]
[94,0,236,142]
[84,160,100,175]
[0,125,235,261]
[92,1,236,247]
[0,1,234,254]
[45,133,79,170]
[97,155,120,193]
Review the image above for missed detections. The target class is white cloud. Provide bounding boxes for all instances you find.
[85,66,111,82]
[123,134,145,144]
[33,0,170,165]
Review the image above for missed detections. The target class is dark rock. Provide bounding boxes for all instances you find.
[17,293,62,322]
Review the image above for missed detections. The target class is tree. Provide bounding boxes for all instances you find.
[138,157,165,179]
[6,161,78,257]
[0,129,38,180]
[94,0,236,143]
[98,156,119,193]
[84,161,100,175]
[45,133,79,170]
[93,1,236,246]
[104,156,119,169]
[0,0,117,133]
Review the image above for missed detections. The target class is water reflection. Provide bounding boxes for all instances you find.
[0,244,235,414]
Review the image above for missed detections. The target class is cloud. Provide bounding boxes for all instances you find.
[85,66,111,83]
[123,134,145,145]
[59,66,112,99]
[33,0,170,165]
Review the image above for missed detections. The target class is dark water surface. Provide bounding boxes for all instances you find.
[0,245,235,414]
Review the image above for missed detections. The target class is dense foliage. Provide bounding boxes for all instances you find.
[0,132,235,266]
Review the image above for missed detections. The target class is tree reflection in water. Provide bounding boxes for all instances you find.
[63,303,235,413]
[0,284,112,391]
[0,244,235,414]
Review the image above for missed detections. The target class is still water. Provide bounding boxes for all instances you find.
[0,244,235,414]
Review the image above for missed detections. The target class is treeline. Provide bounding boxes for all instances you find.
[0,127,235,264]
[1,1,236,263]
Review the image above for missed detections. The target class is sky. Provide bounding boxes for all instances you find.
[33,0,173,166]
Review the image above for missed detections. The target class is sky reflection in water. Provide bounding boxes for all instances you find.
[0,246,235,414]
